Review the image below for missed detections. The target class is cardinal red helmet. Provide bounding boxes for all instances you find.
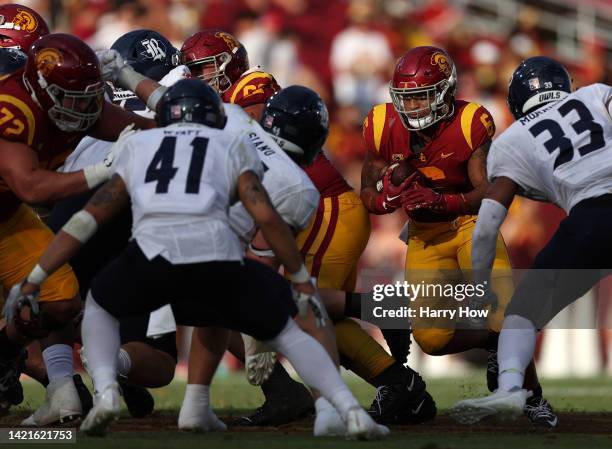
[389,46,457,130]
[23,33,104,132]
[0,4,49,51]
[180,29,249,93]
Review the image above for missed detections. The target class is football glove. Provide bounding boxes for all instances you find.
[401,185,465,214]
[291,285,328,328]
[159,65,191,87]
[374,165,419,213]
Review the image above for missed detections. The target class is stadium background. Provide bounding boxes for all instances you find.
[9,0,611,392]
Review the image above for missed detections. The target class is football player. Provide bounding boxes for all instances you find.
[360,46,556,426]
[0,33,156,421]
[43,30,185,424]
[8,79,390,440]
[451,58,611,425]
[180,29,434,427]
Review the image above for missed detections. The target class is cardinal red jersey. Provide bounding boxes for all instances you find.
[304,152,352,198]
[222,70,281,108]
[363,100,495,222]
[0,69,90,221]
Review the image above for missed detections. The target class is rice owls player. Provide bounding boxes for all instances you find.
[8,79,389,439]
[178,87,352,436]
[44,30,188,422]
[451,57,612,424]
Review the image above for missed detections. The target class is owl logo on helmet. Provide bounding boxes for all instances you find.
[13,8,38,33]
[215,31,239,50]
[430,52,451,77]
[35,48,62,76]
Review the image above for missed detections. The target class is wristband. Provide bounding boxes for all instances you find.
[83,162,111,189]
[146,86,168,111]
[62,210,98,243]
[27,264,49,286]
[289,264,310,283]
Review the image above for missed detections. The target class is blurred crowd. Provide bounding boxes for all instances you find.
[9,0,612,273]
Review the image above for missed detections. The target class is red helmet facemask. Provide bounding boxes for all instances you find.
[389,46,457,131]
[180,29,249,93]
[24,33,104,132]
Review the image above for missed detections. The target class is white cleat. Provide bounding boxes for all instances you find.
[80,384,121,436]
[21,377,82,426]
[178,406,227,432]
[245,352,276,387]
[242,334,276,386]
[314,399,346,437]
[450,389,532,425]
[344,406,390,440]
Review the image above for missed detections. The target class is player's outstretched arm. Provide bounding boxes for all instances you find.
[88,102,156,141]
[238,171,313,290]
[20,174,129,295]
[471,176,517,272]
[0,139,98,204]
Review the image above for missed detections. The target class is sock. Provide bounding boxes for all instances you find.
[315,396,334,414]
[0,328,23,359]
[261,361,301,399]
[531,384,542,398]
[117,348,132,378]
[42,344,73,381]
[486,331,499,351]
[335,319,394,384]
[372,361,407,387]
[498,315,536,392]
[344,292,361,318]
[265,319,359,418]
[183,384,211,409]
[82,292,120,393]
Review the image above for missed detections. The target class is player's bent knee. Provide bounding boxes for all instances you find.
[412,328,454,355]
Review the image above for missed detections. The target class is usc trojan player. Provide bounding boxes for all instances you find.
[360,46,557,427]
[0,33,154,421]
[178,29,433,428]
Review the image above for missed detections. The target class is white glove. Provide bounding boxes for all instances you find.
[291,285,328,328]
[83,123,137,188]
[96,49,127,83]
[159,65,191,87]
[3,282,40,325]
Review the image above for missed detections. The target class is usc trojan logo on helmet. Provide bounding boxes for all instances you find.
[430,52,451,77]
[35,48,63,76]
[215,31,238,50]
[13,8,38,33]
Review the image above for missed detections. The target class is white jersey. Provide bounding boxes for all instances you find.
[488,83,612,212]
[113,122,263,264]
[224,103,319,242]
[60,88,154,173]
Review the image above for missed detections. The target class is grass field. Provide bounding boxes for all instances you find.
[3,372,612,448]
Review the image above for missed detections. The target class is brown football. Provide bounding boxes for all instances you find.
[390,159,418,186]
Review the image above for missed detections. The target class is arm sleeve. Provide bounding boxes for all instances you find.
[471,198,508,272]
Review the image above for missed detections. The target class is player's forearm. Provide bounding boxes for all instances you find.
[457,185,488,215]
[471,198,508,272]
[255,212,304,275]
[37,231,85,279]
[12,169,90,204]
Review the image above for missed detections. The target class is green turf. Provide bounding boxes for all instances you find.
[5,372,612,449]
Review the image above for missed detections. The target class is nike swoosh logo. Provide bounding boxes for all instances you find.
[441,152,454,158]
[411,399,425,414]
[386,194,402,202]
[546,417,558,427]
[406,376,415,392]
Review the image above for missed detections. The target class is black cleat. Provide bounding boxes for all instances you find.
[393,390,437,424]
[233,381,314,426]
[368,367,426,424]
[0,349,26,418]
[73,374,93,416]
[487,350,499,392]
[381,328,412,364]
[524,396,559,428]
[118,379,155,418]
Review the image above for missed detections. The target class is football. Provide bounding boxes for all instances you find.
[377,159,420,191]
